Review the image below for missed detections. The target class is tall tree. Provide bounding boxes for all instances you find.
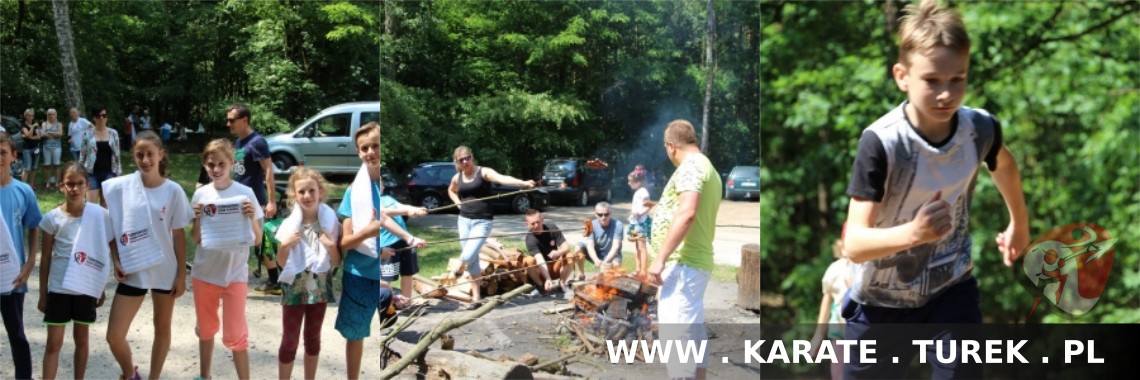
[700,0,715,152]
[50,0,82,113]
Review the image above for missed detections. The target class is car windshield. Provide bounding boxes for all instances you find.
[733,166,759,178]
[544,160,576,175]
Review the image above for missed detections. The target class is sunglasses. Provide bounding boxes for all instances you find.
[96,113,108,118]
[596,212,610,217]
[455,156,472,164]
[226,117,245,123]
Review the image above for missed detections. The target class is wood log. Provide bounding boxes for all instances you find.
[543,304,576,315]
[385,338,533,379]
[447,258,466,277]
[379,284,536,379]
[414,274,441,287]
[530,353,576,372]
[737,243,761,311]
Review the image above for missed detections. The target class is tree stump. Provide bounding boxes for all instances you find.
[737,243,761,311]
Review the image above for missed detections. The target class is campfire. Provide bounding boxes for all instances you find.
[569,269,658,345]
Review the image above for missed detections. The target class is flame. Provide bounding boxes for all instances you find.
[586,284,619,303]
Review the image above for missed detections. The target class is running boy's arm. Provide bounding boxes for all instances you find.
[843,192,951,264]
[989,146,1030,267]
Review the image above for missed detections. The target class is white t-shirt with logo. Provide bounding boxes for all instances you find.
[190,182,264,286]
[120,180,193,291]
[39,206,115,295]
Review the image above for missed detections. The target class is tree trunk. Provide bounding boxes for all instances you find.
[51,0,84,114]
[700,0,716,153]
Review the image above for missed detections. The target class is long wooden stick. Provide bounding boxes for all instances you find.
[530,353,578,372]
[426,187,551,213]
[395,226,587,252]
[378,284,535,379]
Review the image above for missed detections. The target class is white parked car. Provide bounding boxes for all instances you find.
[266,101,378,175]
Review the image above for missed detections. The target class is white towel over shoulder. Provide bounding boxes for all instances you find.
[104,172,163,274]
[349,164,380,257]
[276,203,340,285]
[61,204,114,298]
[0,201,22,293]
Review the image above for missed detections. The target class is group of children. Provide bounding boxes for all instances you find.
[0,121,422,380]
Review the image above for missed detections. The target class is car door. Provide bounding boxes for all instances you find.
[297,112,353,171]
[345,111,380,170]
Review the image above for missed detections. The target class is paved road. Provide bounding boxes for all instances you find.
[406,199,760,267]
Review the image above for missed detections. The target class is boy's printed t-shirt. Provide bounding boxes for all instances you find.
[650,153,721,273]
[191,182,264,286]
[0,180,43,295]
[339,181,383,280]
[234,132,270,206]
[846,103,1001,309]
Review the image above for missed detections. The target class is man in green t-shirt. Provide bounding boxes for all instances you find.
[648,119,722,380]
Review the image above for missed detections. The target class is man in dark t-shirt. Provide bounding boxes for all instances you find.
[226,102,280,294]
[523,210,575,294]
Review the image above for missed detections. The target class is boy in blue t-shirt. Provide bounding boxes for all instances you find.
[0,131,43,380]
[841,1,1029,378]
[335,122,425,380]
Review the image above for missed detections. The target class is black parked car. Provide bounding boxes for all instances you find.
[397,162,549,214]
[540,157,612,206]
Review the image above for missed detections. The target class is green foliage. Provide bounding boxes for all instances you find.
[762,1,1139,324]
[380,0,758,178]
[1,0,378,133]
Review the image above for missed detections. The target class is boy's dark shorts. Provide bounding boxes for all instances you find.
[43,292,98,325]
[842,276,982,379]
[115,283,174,297]
[379,240,419,282]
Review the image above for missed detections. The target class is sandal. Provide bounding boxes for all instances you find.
[461,300,484,311]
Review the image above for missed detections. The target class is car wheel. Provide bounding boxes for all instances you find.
[511,194,531,214]
[272,152,297,171]
[578,190,589,207]
[421,193,444,210]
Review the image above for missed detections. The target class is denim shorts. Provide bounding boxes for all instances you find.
[88,171,116,190]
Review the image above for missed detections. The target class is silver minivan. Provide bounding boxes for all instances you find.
[266,101,378,175]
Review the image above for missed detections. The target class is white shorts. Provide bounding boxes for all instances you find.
[658,262,711,378]
[42,147,62,165]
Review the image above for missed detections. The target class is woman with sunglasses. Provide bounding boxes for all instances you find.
[446,146,535,308]
[78,106,122,205]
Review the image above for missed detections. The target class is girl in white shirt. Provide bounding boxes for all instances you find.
[103,130,192,380]
[37,162,115,380]
[190,139,262,380]
[627,167,655,277]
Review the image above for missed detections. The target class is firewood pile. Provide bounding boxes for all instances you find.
[423,239,531,302]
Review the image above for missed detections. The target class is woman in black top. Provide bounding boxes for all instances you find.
[447,146,534,307]
[20,108,41,187]
[79,106,122,205]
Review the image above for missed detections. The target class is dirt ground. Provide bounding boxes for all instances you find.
[1,200,759,379]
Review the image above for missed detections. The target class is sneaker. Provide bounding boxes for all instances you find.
[254,282,282,295]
